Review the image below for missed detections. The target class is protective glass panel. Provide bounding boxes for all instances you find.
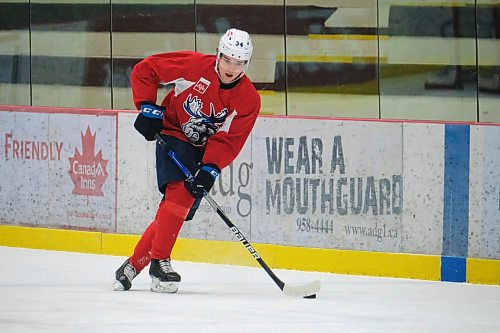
[285,1,379,118]
[195,0,286,116]
[378,0,478,121]
[112,0,196,110]
[477,4,500,122]
[0,0,30,105]
[30,0,112,108]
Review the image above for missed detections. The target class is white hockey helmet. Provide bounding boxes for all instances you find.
[216,28,253,77]
[217,28,253,61]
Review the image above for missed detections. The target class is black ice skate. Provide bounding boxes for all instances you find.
[149,259,181,293]
[113,259,138,291]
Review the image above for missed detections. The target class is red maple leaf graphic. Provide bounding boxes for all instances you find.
[68,126,109,196]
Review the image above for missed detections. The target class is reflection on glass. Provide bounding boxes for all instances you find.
[477,4,500,123]
[195,0,286,115]
[378,1,478,121]
[285,1,379,118]
[1,0,497,122]
[112,0,196,110]
[0,1,30,105]
[30,0,111,108]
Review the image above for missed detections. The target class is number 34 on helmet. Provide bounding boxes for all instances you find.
[216,28,253,73]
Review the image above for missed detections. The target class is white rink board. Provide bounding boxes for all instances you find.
[251,118,407,252]
[1,112,50,225]
[116,112,253,240]
[0,111,116,231]
[116,112,160,235]
[401,123,444,255]
[468,125,500,259]
[179,143,253,241]
[1,106,499,259]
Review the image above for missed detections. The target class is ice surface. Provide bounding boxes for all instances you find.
[0,246,499,333]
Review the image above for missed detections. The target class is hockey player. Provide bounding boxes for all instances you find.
[114,28,260,293]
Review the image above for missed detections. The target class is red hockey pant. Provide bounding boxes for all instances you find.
[129,181,195,272]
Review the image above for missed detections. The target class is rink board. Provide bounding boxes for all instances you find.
[0,107,117,232]
[2,224,500,285]
[0,105,499,285]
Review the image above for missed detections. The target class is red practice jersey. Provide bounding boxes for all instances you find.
[130,51,261,169]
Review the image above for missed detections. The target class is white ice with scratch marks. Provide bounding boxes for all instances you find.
[0,246,499,333]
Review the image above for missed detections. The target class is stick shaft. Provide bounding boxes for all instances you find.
[203,193,285,290]
[156,134,285,291]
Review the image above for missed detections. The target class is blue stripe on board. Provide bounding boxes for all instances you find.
[442,124,470,258]
[441,256,466,282]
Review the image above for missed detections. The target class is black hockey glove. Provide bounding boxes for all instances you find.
[184,163,220,199]
[134,102,165,141]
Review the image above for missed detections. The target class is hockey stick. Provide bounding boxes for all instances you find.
[155,134,320,298]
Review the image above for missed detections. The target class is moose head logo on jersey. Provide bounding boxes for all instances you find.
[181,94,228,145]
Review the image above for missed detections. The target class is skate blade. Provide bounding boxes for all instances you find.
[113,280,125,291]
[150,277,179,293]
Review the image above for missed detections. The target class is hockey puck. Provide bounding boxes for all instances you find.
[303,294,316,299]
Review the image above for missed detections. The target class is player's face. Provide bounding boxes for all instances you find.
[218,54,246,83]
